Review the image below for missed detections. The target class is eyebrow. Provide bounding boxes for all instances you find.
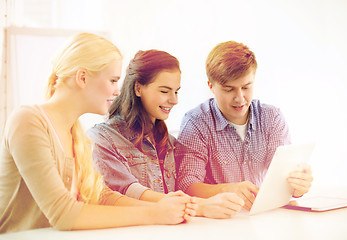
[222,82,253,88]
[159,86,181,91]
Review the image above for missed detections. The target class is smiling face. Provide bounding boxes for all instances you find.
[85,60,122,115]
[209,70,255,125]
[135,69,181,124]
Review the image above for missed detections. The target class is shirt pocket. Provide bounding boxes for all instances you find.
[248,140,268,165]
[213,147,238,166]
[123,153,148,184]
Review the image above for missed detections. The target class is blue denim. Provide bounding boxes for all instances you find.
[88,115,176,199]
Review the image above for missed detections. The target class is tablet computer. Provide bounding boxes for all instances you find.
[284,196,347,212]
[249,143,315,215]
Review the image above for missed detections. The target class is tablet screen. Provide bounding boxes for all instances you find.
[249,143,315,215]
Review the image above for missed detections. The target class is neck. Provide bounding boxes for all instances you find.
[42,95,82,133]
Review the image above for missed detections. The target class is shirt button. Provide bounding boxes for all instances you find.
[243,161,247,165]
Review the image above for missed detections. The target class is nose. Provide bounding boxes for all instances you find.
[234,88,243,102]
[113,85,120,97]
[168,92,178,105]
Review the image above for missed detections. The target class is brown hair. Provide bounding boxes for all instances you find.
[108,49,180,160]
[206,41,257,85]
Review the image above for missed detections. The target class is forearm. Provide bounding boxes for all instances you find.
[139,189,166,202]
[72,204,158,230]
[186,182,235,198]
[115,195,153,206]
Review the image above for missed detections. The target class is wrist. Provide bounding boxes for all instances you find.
[195,197,207,217]
[145,204,161,225]
[220,182,236,193]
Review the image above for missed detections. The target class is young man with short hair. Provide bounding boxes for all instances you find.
[175,41,313,211]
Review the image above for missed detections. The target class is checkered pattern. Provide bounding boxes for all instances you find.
[175,98,291,192]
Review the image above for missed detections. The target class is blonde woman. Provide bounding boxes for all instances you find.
[0,33,196,234]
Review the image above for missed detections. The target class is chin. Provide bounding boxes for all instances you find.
[94,109,108,116]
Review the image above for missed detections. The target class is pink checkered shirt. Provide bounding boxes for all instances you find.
[175,98,291,192]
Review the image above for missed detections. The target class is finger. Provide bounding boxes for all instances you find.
[184,207,196,217]
[292,163,312,175]
[301,163,312,174]
[289,182,311,190]
[248,184,260,196]
[298,163,312,173]
[214,208,238,219]
[241,196,253,211]
[224,208,240,218]
[183,213,192,223]
[222,194,245,210]
[288,172,313,183]
[186,202,198,211]
[224,193,245,206]
[225,201,244,212]
[242,189,256,205]
[287,177,312,188]
[238,192,253,211]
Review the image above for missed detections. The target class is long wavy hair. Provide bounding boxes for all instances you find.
[46,32,122,204]
[108,50,180,160]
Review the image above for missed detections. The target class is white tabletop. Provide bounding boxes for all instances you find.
[1,185,347,240]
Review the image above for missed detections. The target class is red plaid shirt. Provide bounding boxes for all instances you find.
[175,98,291,191]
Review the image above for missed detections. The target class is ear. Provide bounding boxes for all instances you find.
[207,81,214,93]
[134,81,142,97]
[75,69,88,89]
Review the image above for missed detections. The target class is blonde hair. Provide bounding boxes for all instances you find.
[46,32,122,204]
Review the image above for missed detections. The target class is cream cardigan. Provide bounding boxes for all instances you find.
[0,105,123,233]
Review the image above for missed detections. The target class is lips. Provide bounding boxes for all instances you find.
[233,105,245,111]
[107,99,114,105]
[160,106,172,113]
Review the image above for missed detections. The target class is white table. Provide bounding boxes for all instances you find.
[1,185,347,240]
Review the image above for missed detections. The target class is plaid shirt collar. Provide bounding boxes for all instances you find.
[211,98,256,132]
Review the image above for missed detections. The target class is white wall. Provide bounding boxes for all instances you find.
[4,0,347,186]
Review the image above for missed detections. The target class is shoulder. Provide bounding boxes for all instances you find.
[250,100,288,132]
[7,105,42,121]
[251,99,282,118]
[3,105,49,146]
[88,117,134,148]
[4,105,46,132]
[89,116,123,137]
[88,120,115,144]
[182,99,214,124]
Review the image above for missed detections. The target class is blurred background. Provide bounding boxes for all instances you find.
[1,0,346,187]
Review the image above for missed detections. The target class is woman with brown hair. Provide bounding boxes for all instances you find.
[89,49,244,219]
